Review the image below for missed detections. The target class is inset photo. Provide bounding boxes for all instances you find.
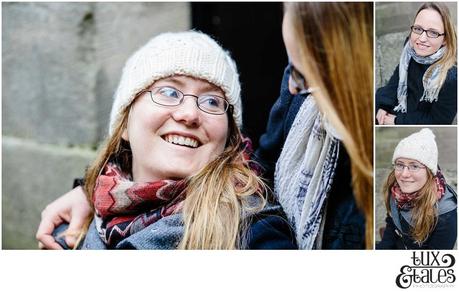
[375,127,457,249]
[375,2,457,125]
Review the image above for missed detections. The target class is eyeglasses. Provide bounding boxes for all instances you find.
[393,162,426,173]
[289,64,313,95]
[148,86,231,115]
[411,25,445,38]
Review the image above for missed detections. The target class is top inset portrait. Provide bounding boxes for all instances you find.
[375,2,457,125]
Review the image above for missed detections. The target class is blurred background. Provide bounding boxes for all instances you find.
[374,127,457,243]
[2,2,288,249]
[375,2,457,89]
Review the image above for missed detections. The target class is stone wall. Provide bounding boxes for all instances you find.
[2,2,190,249]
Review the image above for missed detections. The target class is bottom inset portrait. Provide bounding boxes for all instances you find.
[375,127,457,249]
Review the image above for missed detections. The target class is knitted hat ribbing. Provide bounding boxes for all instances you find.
[109,31,242,134]
[392,128,438,174]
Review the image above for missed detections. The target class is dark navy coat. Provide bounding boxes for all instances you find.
[376,184,457,250]
[376,59,457,125]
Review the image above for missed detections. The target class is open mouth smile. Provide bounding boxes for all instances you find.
[162,134,201,148]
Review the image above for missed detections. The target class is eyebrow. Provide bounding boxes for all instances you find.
[160,76,222,93]
[413,24,442,32]
[396,160,422,165]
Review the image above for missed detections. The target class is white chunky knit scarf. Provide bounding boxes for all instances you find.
[274,95,340,249]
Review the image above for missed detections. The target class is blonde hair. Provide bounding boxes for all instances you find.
[414,2,457,89]
[81,92,266,249]
[285,2,374,249]
[383,169,438,244]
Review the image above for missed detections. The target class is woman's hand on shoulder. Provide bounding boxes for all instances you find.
[36,186,92,249]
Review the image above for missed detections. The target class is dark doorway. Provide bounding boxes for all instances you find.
[191,2,287,149]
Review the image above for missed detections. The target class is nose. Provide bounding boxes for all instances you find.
[400,166,412,177]
[418,31,428,41]
[171,96,201,127]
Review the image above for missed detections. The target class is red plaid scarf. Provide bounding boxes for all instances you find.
[391,171,446,209]
[93,163,186,247]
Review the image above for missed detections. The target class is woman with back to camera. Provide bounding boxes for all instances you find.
[376,128,457,249]
[36,31,297,249]
[376,2,457,125]
[256,2,373,249]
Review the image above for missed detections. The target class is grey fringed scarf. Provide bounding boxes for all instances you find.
[394,42,446,113]
[274,95,340,249]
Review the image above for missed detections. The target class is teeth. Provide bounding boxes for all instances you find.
[164,134,199,148]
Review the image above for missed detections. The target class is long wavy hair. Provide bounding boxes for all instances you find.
[413,2,457,89]
[284,2,374,249]
[383,169,438,244]
[81,89,267,249]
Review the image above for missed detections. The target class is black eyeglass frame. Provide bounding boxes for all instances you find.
[410,25,445,38]
[147,86,232,115]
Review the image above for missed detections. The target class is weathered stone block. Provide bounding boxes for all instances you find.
[2,137,96,249]
[376,31,408,89]
[2,3,99,145]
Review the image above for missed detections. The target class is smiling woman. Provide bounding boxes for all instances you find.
[36,31,297,250]
[376,128,457,249]
[376,2,457,125]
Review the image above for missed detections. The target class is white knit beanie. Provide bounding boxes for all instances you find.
[392,128,438,174]
[109,31,242,134]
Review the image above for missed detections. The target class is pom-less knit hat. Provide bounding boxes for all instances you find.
[109,31,242,134]
[392,128,438,174]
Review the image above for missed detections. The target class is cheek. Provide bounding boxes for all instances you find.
[394,172,402,184]
[409,33,416,46]
[433,38,444,50]
[209,118,229,151]
[418,174,428,187]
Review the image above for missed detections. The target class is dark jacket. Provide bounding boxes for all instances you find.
[254,65,366,249]
[376,59,457,125]
[53,203,298,250]
[376,184,457,250]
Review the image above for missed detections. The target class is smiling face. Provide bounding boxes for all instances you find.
[394,158,429,194]
[410,8,446,57]
[122,75,229,182]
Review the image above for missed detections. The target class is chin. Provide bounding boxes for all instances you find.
[401,186,421,194]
